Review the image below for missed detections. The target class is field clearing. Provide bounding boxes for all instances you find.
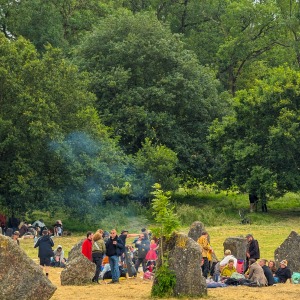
[20,222,300,300]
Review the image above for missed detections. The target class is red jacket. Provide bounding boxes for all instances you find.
[81,238,92,261]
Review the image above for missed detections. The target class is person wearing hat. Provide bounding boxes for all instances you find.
[274,260,292,283]
[12,231,20,245]
[119,230,139,264]
[219,249,237,270]
[245,234,260,272]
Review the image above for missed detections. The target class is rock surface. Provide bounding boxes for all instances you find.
[153,233,207,297]
[274,231,300,273]
[188,221,206,242]
[60,254,96,285]
[67,239,84,261]
[0,235,56,300]
[223,237,247,261]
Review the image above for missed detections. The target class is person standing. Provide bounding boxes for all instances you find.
[105,229,124,284]
[245,233,260,272]
[34,229,54,277]
[91,230,106,283]
[134,233,150,272]
[82,231,94,261]
[197,231,212,278]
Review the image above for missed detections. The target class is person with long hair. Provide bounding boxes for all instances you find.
[268,260,277,275]
[91,229,106,283]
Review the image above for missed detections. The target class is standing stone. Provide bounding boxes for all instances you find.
[223,237,247,261]
[5,228,13,237]
[60,255,96,285]
[0,235,56,300]
[188,221,206,242]
[274,231,300,273]
[153,233,207,298]
[67,239,84,261]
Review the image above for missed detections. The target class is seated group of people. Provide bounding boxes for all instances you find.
[216,249,292,286]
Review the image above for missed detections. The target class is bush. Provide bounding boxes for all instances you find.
[151,260,176,298]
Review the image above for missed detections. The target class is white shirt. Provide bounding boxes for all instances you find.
[219,255,238,268]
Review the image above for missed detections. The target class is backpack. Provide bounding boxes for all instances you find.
[225,278,240,286]
[292,272,300,284]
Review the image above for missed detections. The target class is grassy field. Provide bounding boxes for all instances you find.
[19,218,300,300]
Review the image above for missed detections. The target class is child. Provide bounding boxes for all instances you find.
[145,239,158,261]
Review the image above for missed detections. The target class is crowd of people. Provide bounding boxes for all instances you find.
[81,228,158,284]
[197,232,293,287]
[1,219,295,287]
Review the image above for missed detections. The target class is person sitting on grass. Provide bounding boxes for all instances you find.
[51,245,66,268]
[258,259,274,286]
[12,231,20,245]
[268,260,277,275]
[221,259,237,278]
[245,258,268,286]
[274,260,292,283]
[219,249,237,270]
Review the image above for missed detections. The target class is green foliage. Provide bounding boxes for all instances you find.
[132,138,179,199]
[76,10,227,179]
[175,204,229,227]
[151,260,176,298]
[151,183,180,239]
[209,66,300,198]
[0,34,125,217]
[2,0,113,51]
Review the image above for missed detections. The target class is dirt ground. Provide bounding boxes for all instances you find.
[48,267,300,300]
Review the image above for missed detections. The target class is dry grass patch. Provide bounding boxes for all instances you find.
[19,224,300,300]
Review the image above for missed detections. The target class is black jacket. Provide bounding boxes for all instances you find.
[248,239,260,259]
[135,237,150,259]
[262,265,274,285]
[105,236,124,257]
[34,234,54,258]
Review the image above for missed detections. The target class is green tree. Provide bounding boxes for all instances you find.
[0,34,125,217]
[1,0,114,51]
[209,66,300,198]
[150,183,179,297]
[131,138,179,200]
[76,10,227,179]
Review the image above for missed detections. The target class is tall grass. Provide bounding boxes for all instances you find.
[24,189,300,234]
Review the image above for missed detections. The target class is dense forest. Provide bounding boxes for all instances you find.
[1,0,300,219]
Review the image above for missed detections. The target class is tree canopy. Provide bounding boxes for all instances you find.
[75,10,228,179]
[2,0,300,215]
[209,66,300,198]
[0,33,126,216]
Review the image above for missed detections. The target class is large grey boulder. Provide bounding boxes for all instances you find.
[60,254,96,285]
[223,237,247,261]
[67,239,84,261]
[153,233,207,298]
[188,221,206,242]
[274,231,300,273]
[0,235,56,300]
